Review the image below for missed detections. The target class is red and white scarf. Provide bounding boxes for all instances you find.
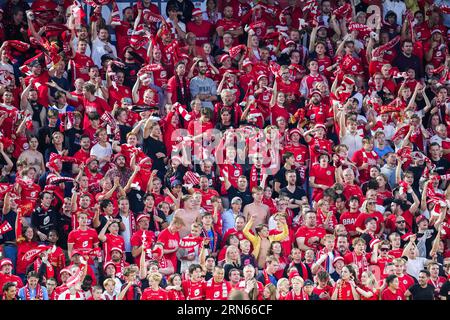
[24,283,44,300]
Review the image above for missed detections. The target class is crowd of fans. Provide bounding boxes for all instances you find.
[0,0,449,301]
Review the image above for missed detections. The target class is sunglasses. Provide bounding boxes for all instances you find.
[368,202,376,205]
[380,248,389,251]
[396,221,406,224]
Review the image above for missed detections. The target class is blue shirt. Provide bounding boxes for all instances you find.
[18,285,49,300]
[374,145,394,159]
[221,209,242,235]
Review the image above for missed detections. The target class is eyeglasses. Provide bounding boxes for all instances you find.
[380,248,389,252]
[396,221,406,224]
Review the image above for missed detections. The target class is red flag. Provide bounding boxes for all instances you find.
[229,45,246,59]
[391,125,410,142]
[0,221,13,235]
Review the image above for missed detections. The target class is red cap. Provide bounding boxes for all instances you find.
[85,156,98,165]
[314,123,326,130]
[110,247,123,254]
[332,256,344,266]
[70,249,82,258]
[60,267,73,275]
[242,58,252,68]
[289,128,302,137]
[309,89,323,99]
[288,269,300,282]
[220,54,231,63]
[416,215,428,225]
[431,28,442,34]
[257,74,268,82]
[103,261,116,271]
[285,40,296,46]
[192,8,202,17]
[0,258,13,268]
[136,214,151,223]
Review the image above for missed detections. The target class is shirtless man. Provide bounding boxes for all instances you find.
[243,186,270,232]
[174,195,201,238]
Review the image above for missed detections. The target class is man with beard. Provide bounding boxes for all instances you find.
[130,214,156,264]
[336,235,350,256]
[111,6,135,60]
[69,40,95,82]
[31,191,59,242]
[83,156,103,187]
[90,21,117,68]
[189,59,217,110]
[104,153,133,188]
[20,84,45,135]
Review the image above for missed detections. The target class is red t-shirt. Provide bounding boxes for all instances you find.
[381,287,405,300]
[67,228,99,256]
[157,228,180,269]
[309,164,335,201]
[186,21,214,46]
[351,149,379,183]
[82,96,112,129]
[331,281,357,300]
[130,229,156,264]
[71,53,94,81]
[307,137,333,164]
[339,211,361,235]
[204,279,232,300]
[108,85,132,107]
[182,279,206,300]
[354,211,384,234]
[141,287,168,300]
[102,233,125,262]
[294,226,327,251]
[282,143,309,165]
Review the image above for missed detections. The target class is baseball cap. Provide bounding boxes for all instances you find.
[303,279,314,286]
[136,214,150,223]
[103,261,116,271]
[431,29,443,35]
[332,256,344,266]
[110,247,123,254]
[70,249,82,258]
[0,259,13,268]
[231,197,242,204]
[192,8,202,17]
[171,179,182,188]
[60,267,73,276]
[416,215,428,224]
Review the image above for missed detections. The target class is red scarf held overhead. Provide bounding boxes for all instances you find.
[249,165,264,191]
[24,283,44,300]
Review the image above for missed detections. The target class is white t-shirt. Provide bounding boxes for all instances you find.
[91,38,117,67]
[120,213,132,252]
[90,142,112,168]
[405,256,428,280]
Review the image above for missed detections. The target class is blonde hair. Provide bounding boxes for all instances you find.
[148,272,163,283]
[225,245,241,265]
[276,278,290,294]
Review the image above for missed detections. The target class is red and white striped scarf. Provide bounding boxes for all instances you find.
[24,283,44,300]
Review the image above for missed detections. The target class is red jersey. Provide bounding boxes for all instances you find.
[102,233,125,262]
[397,274,415,292]
[309,164,335,201]
[381,287,405,300]
[193,188,220,213]
[167,289,186,300]
[216,18,241,46]
[307,137,333,164]
[221,228,245,247]
[354,211,384,234]
[16,241,39,274]
[186,21,214,46]
[0,273,24,290]
[0,104,18,137]
[141,287,168,300]
[270,104,290,124]
[351,149,379,183]
[108,85,132,107]
[130,229,156,264]
[294,226,327,251]
[72,209,95,230]
[312,285,333,300]
[25,72,50,107]
[204,279,232,300]
[182,279,206,300]
[67,228,99,256]
[359,286,379,300]
[157,228,180,269]
[73,148,91,164]
[71,53,94,81]
[82,96,111,129]
[342,183,364,204]
[283,143,309,165]
[269,229,294,257]
[332,281,357,300]
[339,211,361,235]
[114,22,133,58]
[218,163,244,195]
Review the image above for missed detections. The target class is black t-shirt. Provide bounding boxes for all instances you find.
[431,158,450,176]
[226,185,253,207]
[143,136,167,173]
[279,186,306,215]
[439,280,450,300]
[118,124,133,144]
[408,283,435,300]
[30,206,59,236]
[65,127,84,156]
